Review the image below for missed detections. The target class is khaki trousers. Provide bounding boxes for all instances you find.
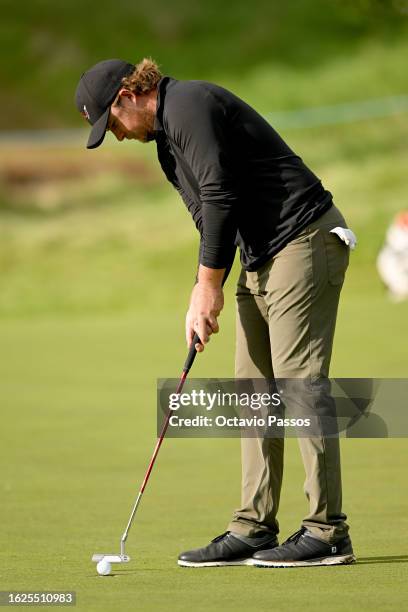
[227,205,350,544]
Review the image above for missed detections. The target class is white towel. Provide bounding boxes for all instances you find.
[330,227,357,250]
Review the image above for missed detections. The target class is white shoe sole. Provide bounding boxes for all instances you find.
[250,554,356,568]
[178,558,253,568]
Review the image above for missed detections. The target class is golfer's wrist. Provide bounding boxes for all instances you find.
[197,264,225,289]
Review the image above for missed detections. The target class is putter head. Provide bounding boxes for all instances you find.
[92,553,130,563]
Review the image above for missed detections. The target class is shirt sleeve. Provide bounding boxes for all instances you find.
[195,234,236,284]
[165,86,239,268]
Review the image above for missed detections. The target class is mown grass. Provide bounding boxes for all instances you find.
[0,314,407,611]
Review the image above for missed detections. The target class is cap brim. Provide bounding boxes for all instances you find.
[86,107,110,149]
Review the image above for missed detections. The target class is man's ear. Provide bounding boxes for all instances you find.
[117,88,137,105]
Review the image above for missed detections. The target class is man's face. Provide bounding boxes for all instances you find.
[108,91,156,143]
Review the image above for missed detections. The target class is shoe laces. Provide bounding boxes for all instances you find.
[282,527,307,545]
[211,531,230,543]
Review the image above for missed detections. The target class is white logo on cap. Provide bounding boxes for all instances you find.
[82,105,90,121]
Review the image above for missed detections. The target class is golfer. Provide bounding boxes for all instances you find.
[75,58,355,567]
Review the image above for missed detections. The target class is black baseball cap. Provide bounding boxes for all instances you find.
[75,59,135,149]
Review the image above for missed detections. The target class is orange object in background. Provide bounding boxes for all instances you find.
[377,211,408,301]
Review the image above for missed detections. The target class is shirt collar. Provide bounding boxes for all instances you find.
[154,76,173,137]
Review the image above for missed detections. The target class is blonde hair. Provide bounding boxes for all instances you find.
[120,57,162,94]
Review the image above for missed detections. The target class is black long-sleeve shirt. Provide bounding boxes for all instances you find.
[153,76,333,272]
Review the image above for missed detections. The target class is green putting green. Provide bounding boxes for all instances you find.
[0,299,407,611]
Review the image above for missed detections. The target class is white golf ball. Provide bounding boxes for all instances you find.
[96,559,112,576]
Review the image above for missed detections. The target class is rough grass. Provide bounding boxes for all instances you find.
[1,110,408,320]
[1,0,408,128]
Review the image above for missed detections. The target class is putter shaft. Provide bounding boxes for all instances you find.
[119,337,199,556]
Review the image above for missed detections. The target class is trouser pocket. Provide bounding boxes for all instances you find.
[322,230,350,286]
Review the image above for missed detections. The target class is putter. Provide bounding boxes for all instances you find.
[92,332,202,568]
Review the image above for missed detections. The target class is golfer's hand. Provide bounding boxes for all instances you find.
[186,281,224,352]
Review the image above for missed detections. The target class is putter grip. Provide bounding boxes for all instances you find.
[183,333,202,372]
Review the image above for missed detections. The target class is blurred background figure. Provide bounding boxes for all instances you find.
[377,211,408,301]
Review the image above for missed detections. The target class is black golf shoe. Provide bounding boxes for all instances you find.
[178,531,279,567]
[251,527,356,567]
